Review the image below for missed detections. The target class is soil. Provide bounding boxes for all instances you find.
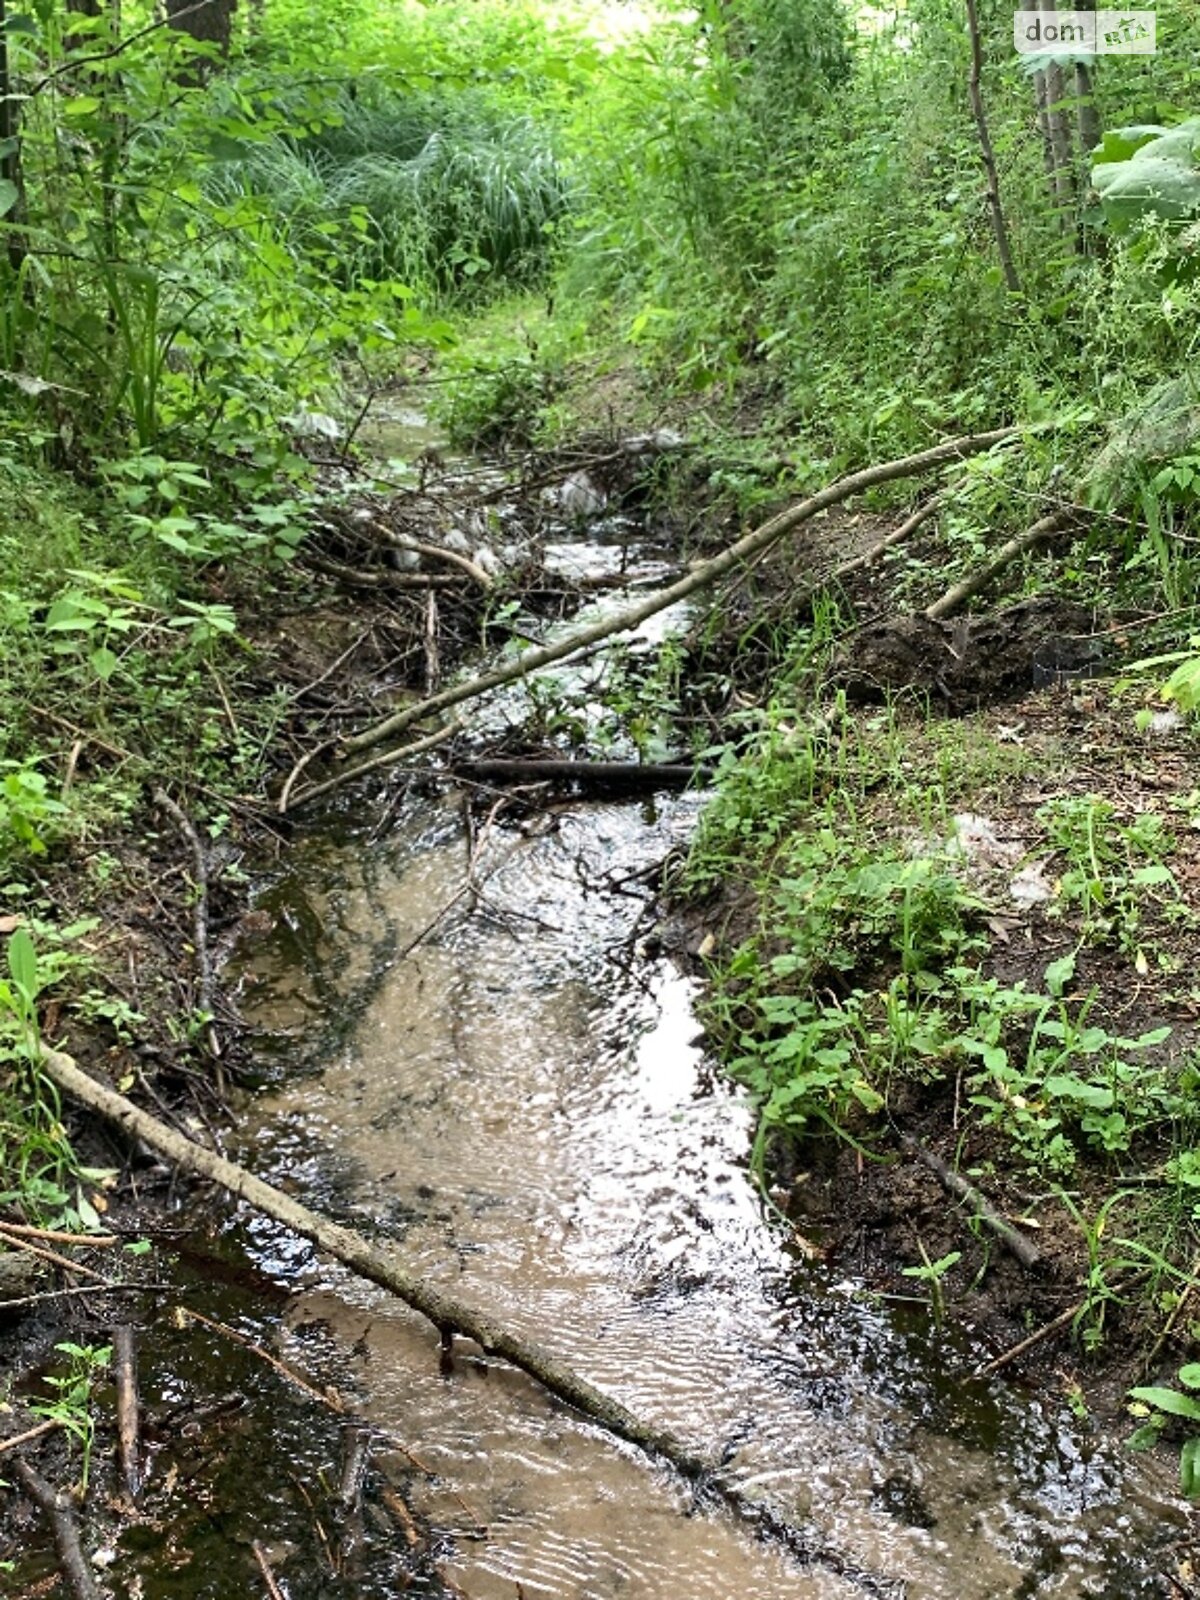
[665,637,1200,1422]
[4,431,1199,1588]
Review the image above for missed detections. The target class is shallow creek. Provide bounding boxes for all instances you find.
[223,520,1185,1600]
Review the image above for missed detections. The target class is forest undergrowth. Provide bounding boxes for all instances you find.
[1,0,1200,1551]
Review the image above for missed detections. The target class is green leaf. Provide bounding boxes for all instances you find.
[1127,1420,1162,1451]
[89,646,118,682]
[0,180,19,219]
[1044,953,1076,997]
[1092,119,1200,230]
[1181,1436,1200,1497]
[61,95,102,118]
[1093,125,1169,166]
[1044,1074,1113,1108]
[7,926,37,999]
[1129,1387,1200,1420]
[1178,1365,1200,1389]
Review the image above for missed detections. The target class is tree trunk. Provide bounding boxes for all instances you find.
[964,0,1022,291]
[1032,68,1060,206]
[0,0,26,273]
[165,0,236,56]
[1038,1,1078,226]
[1074,60,1101,157]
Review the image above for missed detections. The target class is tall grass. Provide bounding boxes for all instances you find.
[206,86,573,299]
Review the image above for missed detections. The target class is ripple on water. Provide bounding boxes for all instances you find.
[241,796,1185,1600]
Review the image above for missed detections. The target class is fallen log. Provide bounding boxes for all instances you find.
[453,758,714,791]
[40,1045,900,1597]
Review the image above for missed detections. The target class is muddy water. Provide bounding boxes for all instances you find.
[238,784,1180,1600]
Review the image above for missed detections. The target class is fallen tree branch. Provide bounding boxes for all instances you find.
[899,1134,1041,1271]
[285,718,463,812]
[13,1458,101,1600]
[0,1220,118,1248]
[972,1270,1150,1379]
[335,430,1017,768]
[835,493,945,581]
[925,507,1083,620]
[39,1045,899,1597]
[308,552,463,590]
[0,1227,113,1286]
[376,526,495,591]
[452,758,713,791]
[113,1325,141,1500]
[153,787,218,1058]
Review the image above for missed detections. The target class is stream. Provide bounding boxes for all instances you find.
[210,467,1186,1600]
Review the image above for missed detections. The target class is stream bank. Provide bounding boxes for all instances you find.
[2,412,1198,1596]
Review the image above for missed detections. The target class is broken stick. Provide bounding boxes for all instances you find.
[113,1324,141,1500]
[900,1134,1041,1271]
[39,1045,900,1598]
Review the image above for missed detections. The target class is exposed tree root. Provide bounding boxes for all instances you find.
[40,1046,903,1597]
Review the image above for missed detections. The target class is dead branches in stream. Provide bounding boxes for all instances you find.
[280,427,1017,811]
[39,1044,903,1598]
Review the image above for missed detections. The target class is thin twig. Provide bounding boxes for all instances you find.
[973,1270,1150,1377]
[252,1539,288,1600]
[29,0,218,95]
[284,717,463,812]
[835,493,945,580]
[0,1419,60,1456]
[0,1230,113,1286]
[0,1221,119,1247]
[177,1305,345,1412]
[152,787,219,1058]
[0,1281,172,1311]
[286,627,375,703]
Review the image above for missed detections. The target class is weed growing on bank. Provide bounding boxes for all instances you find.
[684,675,1200,1323]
